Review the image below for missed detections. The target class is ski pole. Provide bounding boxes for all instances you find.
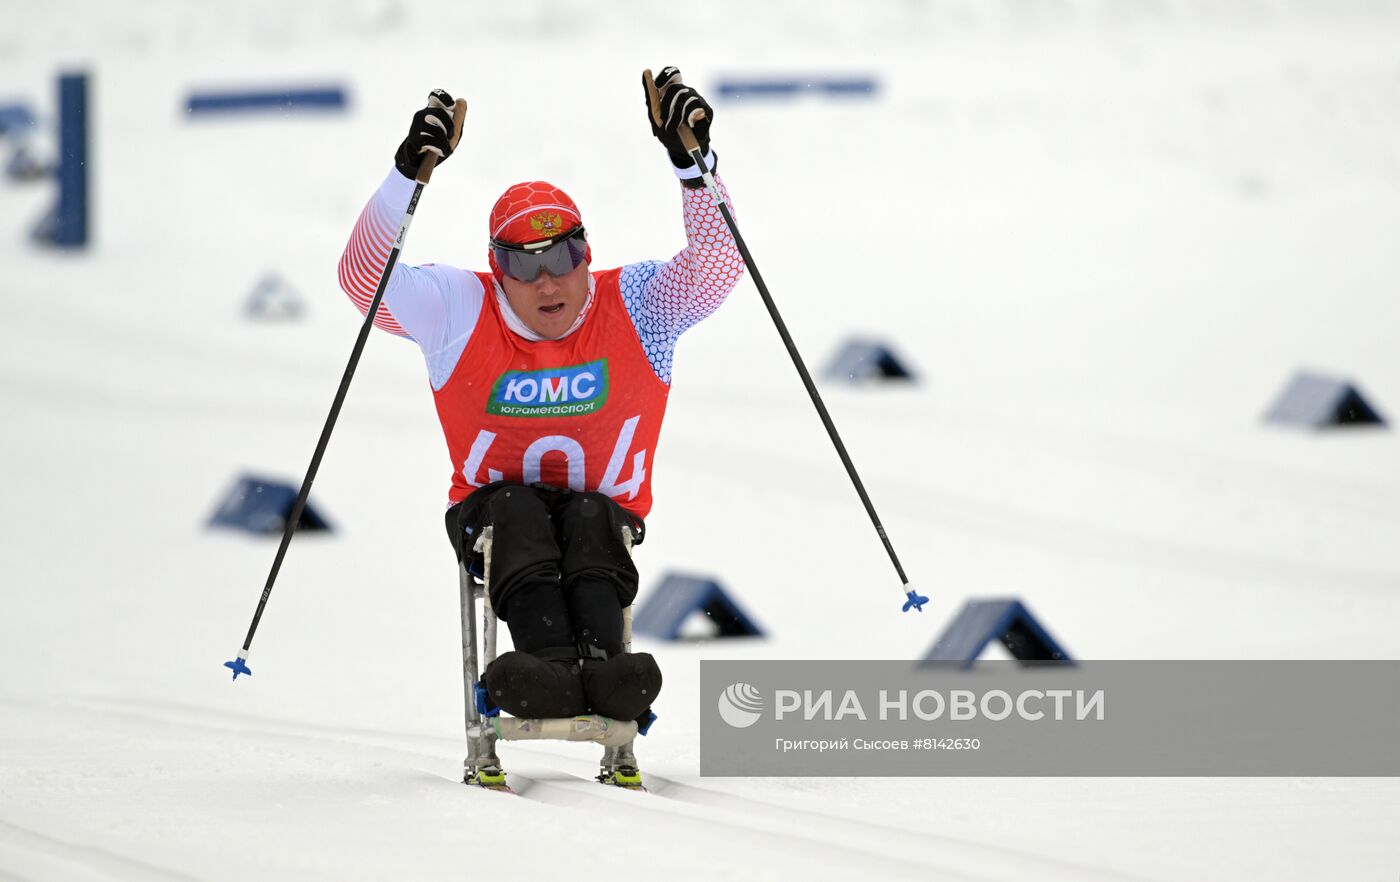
[643,70,926,615]
[224,98,468,680]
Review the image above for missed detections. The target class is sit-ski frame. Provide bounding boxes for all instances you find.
[459,525,643,789]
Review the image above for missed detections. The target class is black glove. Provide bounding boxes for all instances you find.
[394,89,456,179]
[644,67,713,171]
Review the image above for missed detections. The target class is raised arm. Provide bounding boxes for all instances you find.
[337,90,486,386]
[621,68,745,382]
[338,168,435,339]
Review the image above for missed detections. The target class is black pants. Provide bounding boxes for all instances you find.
[445,482,644,658]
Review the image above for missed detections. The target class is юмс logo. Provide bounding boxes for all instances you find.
[718,683,764,728]
[487,359,609,417]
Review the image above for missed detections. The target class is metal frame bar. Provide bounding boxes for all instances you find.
[460,528,500,780]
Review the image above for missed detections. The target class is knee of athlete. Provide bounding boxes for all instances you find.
[488,485,552,527]
[566,492,614,520]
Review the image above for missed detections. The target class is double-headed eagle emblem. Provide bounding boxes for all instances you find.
[529,212,566,238]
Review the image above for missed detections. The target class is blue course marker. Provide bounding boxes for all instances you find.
[187,87,348,115]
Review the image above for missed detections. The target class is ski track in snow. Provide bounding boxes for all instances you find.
[19,695,1158,882]
[0,817,198,882]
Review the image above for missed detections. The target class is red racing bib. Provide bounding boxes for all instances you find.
[432,268,671,519]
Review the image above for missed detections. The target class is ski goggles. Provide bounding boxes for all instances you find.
[490,226,588,282]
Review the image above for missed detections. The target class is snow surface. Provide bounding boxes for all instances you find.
[3,1,1400,879]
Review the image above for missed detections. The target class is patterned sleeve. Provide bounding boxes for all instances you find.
[338,167,485,388]
[619,171,745,384]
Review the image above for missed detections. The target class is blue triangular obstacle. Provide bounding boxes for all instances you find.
[1264,371,1385,429]
[823,337,916,383]
[922,598,1071,667]
[245,271,306,321]
[208,474,333,536]
[633,573,764,641]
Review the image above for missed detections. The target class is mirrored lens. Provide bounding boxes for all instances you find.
[493,230,587,282]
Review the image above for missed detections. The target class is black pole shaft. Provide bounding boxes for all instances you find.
[238,182,427,653]
[690,151,910,587]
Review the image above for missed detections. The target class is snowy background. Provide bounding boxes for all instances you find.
[2,0,1399,879]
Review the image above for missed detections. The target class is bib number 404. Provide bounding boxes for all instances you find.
[461,415,647,500]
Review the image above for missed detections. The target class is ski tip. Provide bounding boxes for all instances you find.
[224,657,252,680]
[465,768,510,791]
[598,767,645,789]
[901,590,930,614]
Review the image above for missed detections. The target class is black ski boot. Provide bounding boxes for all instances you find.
[482,651,588,719]
[580,652,662,722]
[488,581,588,718]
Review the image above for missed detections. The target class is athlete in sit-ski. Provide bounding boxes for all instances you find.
[338,68,743,725]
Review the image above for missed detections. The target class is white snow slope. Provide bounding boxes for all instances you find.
[2,2,1399,880]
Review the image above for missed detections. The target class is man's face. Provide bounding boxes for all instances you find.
[499,259,590,339]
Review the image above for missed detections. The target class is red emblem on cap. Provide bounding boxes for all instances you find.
[529,211,565,239]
